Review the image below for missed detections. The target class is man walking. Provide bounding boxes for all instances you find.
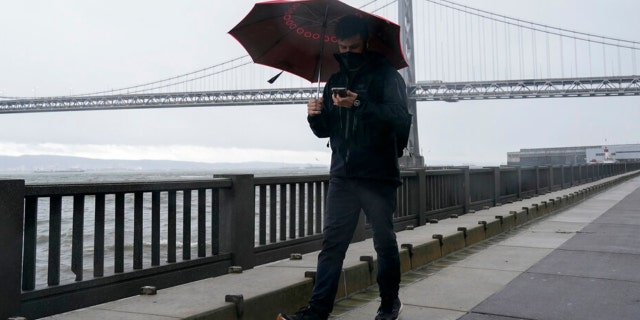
[277,14,411,320]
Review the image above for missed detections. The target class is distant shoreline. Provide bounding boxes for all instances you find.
[0,154,328,173]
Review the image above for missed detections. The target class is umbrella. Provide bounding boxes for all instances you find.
[228,0,408,83]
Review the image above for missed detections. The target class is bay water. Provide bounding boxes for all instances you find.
[0,167,328,287]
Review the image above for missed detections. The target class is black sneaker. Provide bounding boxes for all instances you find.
[375,297,402,320]
[277,306,328,320]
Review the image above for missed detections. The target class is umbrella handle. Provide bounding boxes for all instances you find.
[316,75,322,98]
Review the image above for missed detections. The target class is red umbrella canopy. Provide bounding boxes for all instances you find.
[229,0,408,83]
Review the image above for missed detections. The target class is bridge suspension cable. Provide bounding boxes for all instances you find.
[416,0,640,83]
[73,56,253,97]
[430,0,640,49]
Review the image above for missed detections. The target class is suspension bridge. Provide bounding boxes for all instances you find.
[1,0,639,162]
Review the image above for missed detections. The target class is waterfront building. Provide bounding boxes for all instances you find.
[507,144,640,166]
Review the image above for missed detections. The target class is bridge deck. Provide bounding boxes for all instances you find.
[42,173,640,320]
[2,76,640,113]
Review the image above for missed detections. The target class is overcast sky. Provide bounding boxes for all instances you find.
[1,0,639,168]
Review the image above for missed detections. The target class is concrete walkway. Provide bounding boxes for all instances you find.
[44,172,640,320]
[332,175,640,320]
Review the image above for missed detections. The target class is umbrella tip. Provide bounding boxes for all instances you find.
[267,71,284,84]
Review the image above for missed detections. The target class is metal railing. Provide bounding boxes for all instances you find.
[1,163,638,319]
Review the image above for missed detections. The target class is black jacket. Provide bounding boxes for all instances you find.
[308,52,412,185]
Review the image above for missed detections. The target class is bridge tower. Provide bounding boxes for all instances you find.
[398,0,425,168]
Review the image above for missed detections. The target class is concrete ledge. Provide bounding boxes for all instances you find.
[541,200,551,215]
[402,240,441,269]
[479,219,502,239]
[529,203,542,219]
[509,210,528,226]
[227,280,314,320]
[399,247,412,274]
[335,262,373,300]
[458,224,485,246]
[358,256,377,286]
[495,214,516,231]
[434,231,466,256]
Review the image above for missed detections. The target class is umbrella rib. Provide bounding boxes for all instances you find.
[297,4,325,22]
[243,9,332,71]
[312,5,331,86]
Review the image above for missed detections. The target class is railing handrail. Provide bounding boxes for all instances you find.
[24,178,233,196]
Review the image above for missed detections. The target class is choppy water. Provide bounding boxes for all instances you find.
[0,167,328,287]
[0,167,328,184]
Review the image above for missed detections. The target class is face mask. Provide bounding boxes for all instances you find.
[337,52,367,70]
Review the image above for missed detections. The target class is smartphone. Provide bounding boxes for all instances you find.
[331,87,347,97]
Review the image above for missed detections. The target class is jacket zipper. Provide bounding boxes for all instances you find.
[345,110,350,164]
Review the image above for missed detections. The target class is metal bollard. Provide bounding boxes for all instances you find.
[140,286,157,295]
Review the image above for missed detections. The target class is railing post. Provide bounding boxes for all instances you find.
[414,169,427,225]
[462,167,471,213]
[492,167,500,206]
[216,174,256,270]
[0,180,25,319]
[535,166,541,195]
[516,167,522,199]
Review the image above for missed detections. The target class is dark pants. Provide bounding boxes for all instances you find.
[309,177,401,315]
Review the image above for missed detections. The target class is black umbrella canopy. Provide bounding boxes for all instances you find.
[229,0,407,83]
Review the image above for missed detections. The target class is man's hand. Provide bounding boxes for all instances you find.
[307,98,323,116]
[332,90,358,108]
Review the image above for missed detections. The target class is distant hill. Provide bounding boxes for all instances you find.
[0,155,326,172]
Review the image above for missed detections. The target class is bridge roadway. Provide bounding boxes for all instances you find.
[2,76,640,113]
[43,172,640,320]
